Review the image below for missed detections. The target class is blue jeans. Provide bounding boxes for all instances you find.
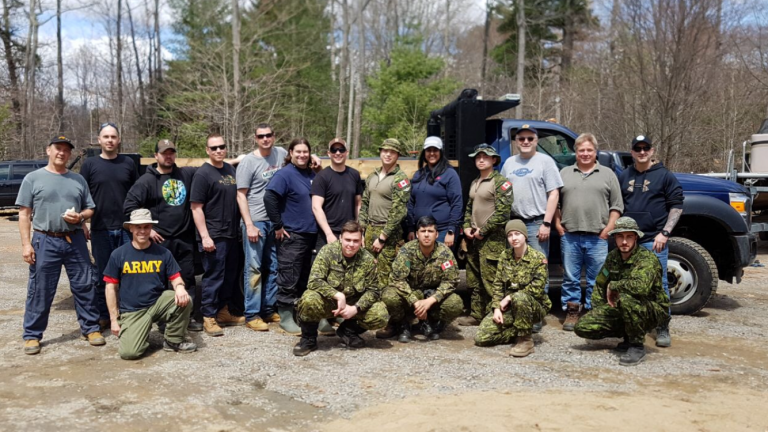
[242,221,278,321]
[640,240,671,315]
[560,233,608,310]
[91,229,131,320]
[524,219,550,294]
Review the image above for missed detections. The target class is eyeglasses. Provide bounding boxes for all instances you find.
[517,136,536,142]
[99,122,119,134]
[208,145,226,151]
[632,146,651,153]
[256,133,274,139]
[329,147,347,154]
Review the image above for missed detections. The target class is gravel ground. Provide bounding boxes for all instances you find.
[0,218,766,431]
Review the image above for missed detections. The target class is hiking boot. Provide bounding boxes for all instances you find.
[293,337,318,356]
[318,319,335,336]
[614,337,631,352]
[163,339,197,353]
[203,317,224,336]
[216,306,246,327]
[620,345,646,366]
[187,319,203,332]
[85,331,106,346]
[509,334,535,357]
[375,322,398,339]
[278,306,301,335]
[562,302,580,331]
[24,339,40,355]
[336,321,365,349]
[262,312,281,323]
[532,321,543,333]
[397,324,412,343]
[246,317,269,331]
[98,319,110,331]
[655,324,671,348]
[457,316,479,326]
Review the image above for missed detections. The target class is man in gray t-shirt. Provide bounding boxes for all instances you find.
[235,124,288,331]
[16,135,104,355]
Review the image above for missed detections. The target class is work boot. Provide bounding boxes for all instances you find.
[84,331,106,346]
[397,323,412,343]
[620,344,646,366]
[216,305,246,327]
[457,316,479,326]
[24,339,41,355]
[203,317,224,336]
[509,334,535,357]
[655,321,672,347]
[262,312,281,323]
[614,336,631,352]
[278,306,301,335]
[375,322,398,339]
[318,319,335,336]
[532,321,543,333]
[246,317,269,331]
[163,339,197,353]
[428,321,446,341]
[562,302,580,331]
[293,322,318,356]
[187,319,203,332]
[336,321,365,349]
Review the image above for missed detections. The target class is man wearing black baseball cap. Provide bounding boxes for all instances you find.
[617,135,683,348]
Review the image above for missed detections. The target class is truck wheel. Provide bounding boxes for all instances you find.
[667,237,718,315]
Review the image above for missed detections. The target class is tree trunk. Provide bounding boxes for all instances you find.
[56,0,64,131]
[23,0,40,157]
[117,0,124,127]
[154,0,161,82]
[351,0,366,158]
[1,0,21,135]
[346,60,354,145]
[127,0,146,135]
[335,0,350,138]
[561,0,574,73]
[515,0,525,118]
[232,0,241,153]
[481,0,491,93]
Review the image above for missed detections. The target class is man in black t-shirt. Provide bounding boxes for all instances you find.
[191,134,244,336]
[81,123,137,329]
[311,137,362,252]
[104,209,196,360]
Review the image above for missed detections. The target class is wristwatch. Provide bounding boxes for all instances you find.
[542,221,551,228]
[447,230,455,236]
[661,230,671,237]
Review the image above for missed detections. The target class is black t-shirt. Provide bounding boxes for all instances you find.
[190,162,239,240]
[310,166,362,232]
[103,242,182,313]
[80,155,137,230]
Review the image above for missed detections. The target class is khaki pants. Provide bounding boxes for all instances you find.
[117,290,191,360]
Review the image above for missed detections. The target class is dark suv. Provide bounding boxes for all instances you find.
[0,160,48,208]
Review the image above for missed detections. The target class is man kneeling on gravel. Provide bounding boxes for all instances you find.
[574,217,669,366]
[293,220,389,356]
[104,209,197,360]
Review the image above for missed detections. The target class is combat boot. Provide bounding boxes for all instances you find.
[318,319,336,336]
[619,344,646,366]
[375,322,398,339]
[397,323,412,343]
[457,316,479,326]
[655,317,672,347]
[532,321,543,333]
[509,334,534,357]
[428,321,446,341]
[278,306,301,335]
[293,322,319,356]
[336,320,365,349]
[614,336,631,352]
[203,317,224,336]
[216,305,246,327]
[562,302,580,331]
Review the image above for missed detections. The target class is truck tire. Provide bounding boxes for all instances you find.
[667,237,718,315]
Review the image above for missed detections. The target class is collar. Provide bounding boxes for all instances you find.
[374,164,401,176]
[571,162,600,173]
[621,245,642,265]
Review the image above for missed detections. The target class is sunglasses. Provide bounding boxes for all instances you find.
[329,147,347,154]
[256,133,274,139]
[208,144,226,151]
[99,122,119,134]
[632,146,652,153]
[517,136,536,142]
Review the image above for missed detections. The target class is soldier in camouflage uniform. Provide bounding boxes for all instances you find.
[458,144,514,326]
[574,217,669,366]
[474,219,550,357]
[359,138,412,289]
[293,221,389,356]
[378,216,464,342]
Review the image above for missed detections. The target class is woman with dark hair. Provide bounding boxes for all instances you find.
[264,138,329,335]
[406,136,463,249]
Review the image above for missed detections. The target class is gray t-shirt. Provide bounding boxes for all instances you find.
[16,168,96,232]
[500,152,563,219]
[236,147,288,222]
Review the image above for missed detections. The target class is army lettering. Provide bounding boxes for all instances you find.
[122,260,163,274]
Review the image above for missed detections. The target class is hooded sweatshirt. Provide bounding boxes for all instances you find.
[123,164,197,237]
[618,161,684,243]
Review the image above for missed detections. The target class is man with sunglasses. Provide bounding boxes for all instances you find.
[617,136,683,348]
[80,122,137,329]
[498,125,563,331]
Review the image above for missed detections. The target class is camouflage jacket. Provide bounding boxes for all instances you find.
[592,246,670,309]
[359,164,411,237]
[490,246,551,310]
[389,240,459,305]
[306,241,381,312]
[463,170,514,258]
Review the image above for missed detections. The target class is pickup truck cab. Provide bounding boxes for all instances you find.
[0,160,48,208]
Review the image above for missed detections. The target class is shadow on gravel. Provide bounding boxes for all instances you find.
[42,329,85,346]
[705,294,742,311]
[52,295,76,311]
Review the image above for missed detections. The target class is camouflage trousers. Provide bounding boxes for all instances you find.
[380,287,464,325]
[465,239,499,321]
[474,291,546,347]
[364,225,404,289]
[574,293,667,344]
[296,291,389,331]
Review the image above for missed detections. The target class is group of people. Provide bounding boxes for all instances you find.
[17,121,682,366]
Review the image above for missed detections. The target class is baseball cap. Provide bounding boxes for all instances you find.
[328,137,347,150]
[423,136,443,150]
[49,135,74,149]
[516,124,538,136]
[156,139,177,153]
[631,135,653,149]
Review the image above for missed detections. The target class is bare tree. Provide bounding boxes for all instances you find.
[515,0,525,118]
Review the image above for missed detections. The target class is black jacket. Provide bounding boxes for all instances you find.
[124,164,197,237]
[618,162,684,242]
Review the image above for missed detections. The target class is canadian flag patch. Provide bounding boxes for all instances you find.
[397,179,410,189]
[441,260,454,270]
[501,181,512,191]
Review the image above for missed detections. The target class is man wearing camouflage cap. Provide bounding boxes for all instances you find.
[293,221,388,356]
[458,144,514,327]
[359,138,412,288]
[474,219,550,357]
[379,216,464,342]
[574,216,669,366]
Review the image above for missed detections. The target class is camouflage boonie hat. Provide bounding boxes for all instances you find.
[608,217,644,237]
[469,143,500,159]
[378,138,408,157]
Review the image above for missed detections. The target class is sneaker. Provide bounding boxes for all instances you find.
[216,306,246,327]
[620,345,646,366]
[293,337,317,356]
[85,331,106,346]
[246,318,269,332]
[24,339,40,355]
[562,302,580,331]
[187,319,203,332]
[655,326,671,348]
[509,335,535,357]
[203,317,224,336]
[457,316,480,326]
[375,323,398,339]
[163,339,197,353]
[262,312,281,323]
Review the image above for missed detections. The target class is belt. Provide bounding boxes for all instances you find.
[34,229,77,243]
[568,231,600,236]
[515,214,544,224]
[368,222,387,227]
